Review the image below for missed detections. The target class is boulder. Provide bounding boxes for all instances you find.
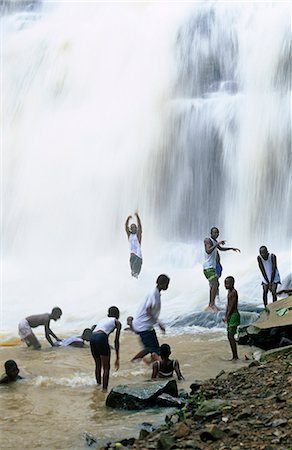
[238,296,292,350]
[106,380,178,410]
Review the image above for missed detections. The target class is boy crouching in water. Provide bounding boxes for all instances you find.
[151,344,184,380]
[224,276,240,361]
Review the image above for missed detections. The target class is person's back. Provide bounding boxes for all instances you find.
[26,313,50,328]
[151,344,184,380]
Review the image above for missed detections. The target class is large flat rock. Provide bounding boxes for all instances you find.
[106,380,178,410]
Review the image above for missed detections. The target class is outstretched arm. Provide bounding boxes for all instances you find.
[277,288,292,295]
[44,321,60,346]
[125,216,132,238]
[135,212,142,244]
[217,243,240,252]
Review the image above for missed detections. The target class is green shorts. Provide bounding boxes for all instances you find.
[203,268,218,285]
[227,312,240,335]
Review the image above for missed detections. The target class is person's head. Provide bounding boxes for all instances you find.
[81,328,92,341]
[160,344,171,359]
[4,360,19,381]
[224,276,235,290]
[108,306,120,319]
[259,246,269,259]
[51,307,62,321]
[210,227,219,239]
[130,223,137,234]
[156,274,170,291]
[127,316,133,325]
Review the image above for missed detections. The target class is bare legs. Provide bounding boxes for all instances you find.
[208,279,219,311]
[228,332,239,360]
[262,283,278,307]
[24,333,41,349]
[92,354,110,391]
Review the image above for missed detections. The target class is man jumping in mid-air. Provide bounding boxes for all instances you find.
[125,211,142,278]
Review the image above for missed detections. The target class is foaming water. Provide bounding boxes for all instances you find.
[0,332,251,449]
[1,2,291,334]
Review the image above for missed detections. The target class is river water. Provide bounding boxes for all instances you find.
[1,331,254,450]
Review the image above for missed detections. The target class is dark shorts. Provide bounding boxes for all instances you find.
[130,254,142,276]
[138,329,160,354]
[90,332,110,358]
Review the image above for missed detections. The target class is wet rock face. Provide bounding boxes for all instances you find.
[105,380,178,410]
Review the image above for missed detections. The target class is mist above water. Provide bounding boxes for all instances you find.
[1,2,291,332]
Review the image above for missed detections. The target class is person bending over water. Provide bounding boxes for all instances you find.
[125,211,142,278]
[223,276,240,361]
[151,344,184,380]
[257,246,281,307]
[18,307,62,349]
[203,227,240,312]
[90,307,121,392]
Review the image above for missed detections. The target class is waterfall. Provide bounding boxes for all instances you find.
[1,2,291,331]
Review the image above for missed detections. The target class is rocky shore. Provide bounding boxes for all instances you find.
[97,346,292,450]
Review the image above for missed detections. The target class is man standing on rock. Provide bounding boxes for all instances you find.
[203,227,240,311]
[257,246,281,306]
[131,274,170,363]
[223,276,240,361]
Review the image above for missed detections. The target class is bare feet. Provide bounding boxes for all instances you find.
[205,304,219,313]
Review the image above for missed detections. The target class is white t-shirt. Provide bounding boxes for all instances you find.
[133,288,161,333]
[203,237,218,270]
[92,317,116,335]
[129,233,142,258]
[259,254,281,284]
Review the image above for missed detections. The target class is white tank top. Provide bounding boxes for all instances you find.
[259,254,281,283]
[203,237,217,269]
[93,317,116,335]
[129,233,142,258]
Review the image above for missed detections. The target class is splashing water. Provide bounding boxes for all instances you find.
[1,2,291,333]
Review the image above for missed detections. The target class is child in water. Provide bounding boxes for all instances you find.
[0,360,23,384]
[151,344,184,380]
[223,276,240,360]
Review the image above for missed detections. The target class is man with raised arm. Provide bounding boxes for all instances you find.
[203,227,240,311]
[125,211,143,278]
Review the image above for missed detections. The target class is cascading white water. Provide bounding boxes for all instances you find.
[1,2,291,332]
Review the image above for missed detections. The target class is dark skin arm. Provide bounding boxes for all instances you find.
[114,320,121,370]
[135,212,142,244]
[146,305,165,333]
[125,216,132,238]
[151,361,159,379]
[45,320,60,347]
[277,288,292,295]
[270,254,277,283]
[204,238,225,255]
[257,255,269,284]
[174,360,184,380]
[224,289,238,322]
